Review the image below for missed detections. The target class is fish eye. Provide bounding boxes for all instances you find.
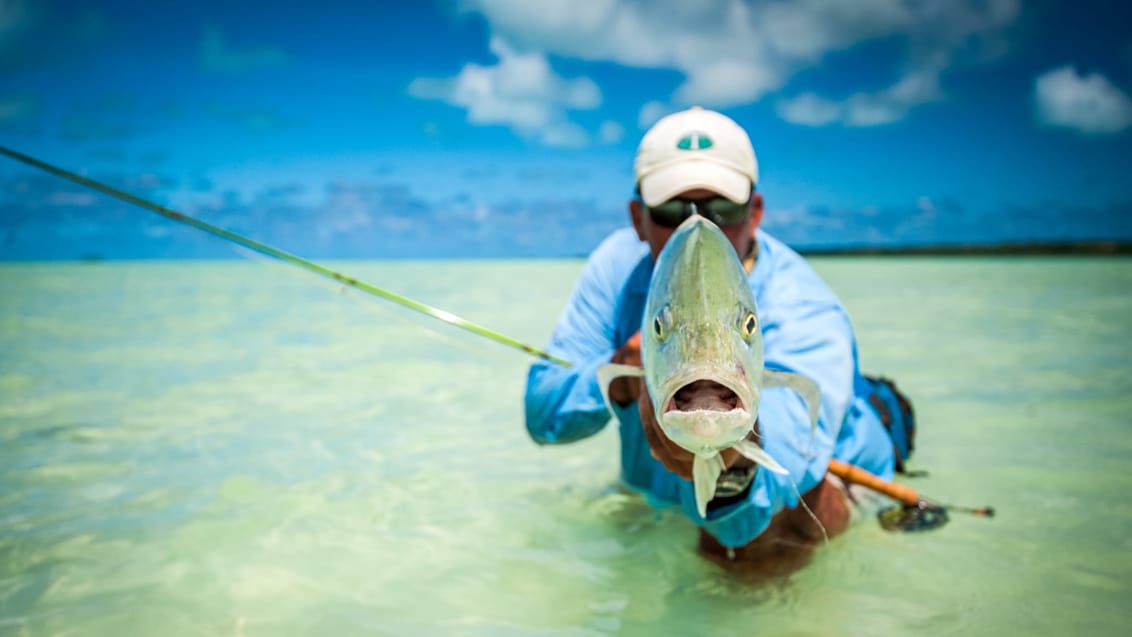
[741,312,758,337]
[652,306,671,340]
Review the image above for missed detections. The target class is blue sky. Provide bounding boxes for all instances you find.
[2,0,1131,259]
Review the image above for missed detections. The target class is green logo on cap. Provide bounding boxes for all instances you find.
[676,132,713,150]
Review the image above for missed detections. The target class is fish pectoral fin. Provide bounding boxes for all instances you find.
[596,363,645,413]
[761,369,822,434]
[733,438,789,475]
[692,453,725,518]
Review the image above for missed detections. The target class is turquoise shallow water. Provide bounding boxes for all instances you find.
[2,257,1131,635]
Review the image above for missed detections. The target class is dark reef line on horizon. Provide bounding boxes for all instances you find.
[1,240,1130,263]
[795,240,1132,257]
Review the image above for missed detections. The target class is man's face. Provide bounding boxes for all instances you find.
[630,188,764,260]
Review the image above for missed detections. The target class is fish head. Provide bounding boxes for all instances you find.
[640,215,764,457]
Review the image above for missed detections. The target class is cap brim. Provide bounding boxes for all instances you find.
[638,160,751,206]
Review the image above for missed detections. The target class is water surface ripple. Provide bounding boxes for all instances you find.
[2,257,1130,635]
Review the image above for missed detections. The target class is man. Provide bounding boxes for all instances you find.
[524,106,911,565]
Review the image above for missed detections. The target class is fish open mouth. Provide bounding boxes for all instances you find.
[666,380,742,413]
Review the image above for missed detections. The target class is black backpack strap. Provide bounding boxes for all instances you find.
[862,375,916,473]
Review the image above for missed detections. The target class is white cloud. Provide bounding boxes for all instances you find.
[1034,66,1132,135]
[143,225,175,239]
[408,37,602,147]
[637,101,670,128]
[598,120,625,144]
[917,196,936,216]
[779,69,941,127]
[201,26,288,75]
[458,0,1021,127]
[672,57,780,108]
[757,0,911,59]
[777,93,840,126]
[47,191,98,207]
[851,69,942,125]
[539,121,590,148]
[775,0,1008,128]
[316,186,371,243]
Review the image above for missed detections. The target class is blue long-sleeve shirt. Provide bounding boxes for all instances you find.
[525,227,895,547]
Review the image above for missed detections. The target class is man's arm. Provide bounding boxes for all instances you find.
[524,237,638,444]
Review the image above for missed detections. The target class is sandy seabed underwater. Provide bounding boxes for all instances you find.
[2,256,1131,636]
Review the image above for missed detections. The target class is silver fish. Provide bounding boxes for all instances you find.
[599,216,820,516]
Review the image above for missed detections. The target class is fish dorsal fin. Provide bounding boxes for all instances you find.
[596,363,645,412]
[761,369,821,438]
[692,453,725,518]
[733,438,788,475]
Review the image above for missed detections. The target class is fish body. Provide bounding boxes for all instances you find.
[599,216,819,516]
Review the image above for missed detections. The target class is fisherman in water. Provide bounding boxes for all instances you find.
[524,106,915,566]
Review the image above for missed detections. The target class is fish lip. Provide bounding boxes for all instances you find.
[657,373,755,455]
[660,372,749,415]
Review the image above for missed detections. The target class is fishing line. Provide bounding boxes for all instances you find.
[787,474,830,546]
[0,144,571,368]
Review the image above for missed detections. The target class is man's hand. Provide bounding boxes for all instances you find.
[697,477,851,569]
[608,332,642,406]
[637,380,754,481]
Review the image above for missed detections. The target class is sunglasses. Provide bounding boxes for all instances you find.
[641,194,752,229]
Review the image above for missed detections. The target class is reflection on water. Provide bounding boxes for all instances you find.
[2,258,1131,635]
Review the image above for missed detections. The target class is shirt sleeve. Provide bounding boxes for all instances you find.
[523,240,627,445]
[676,264,858,547]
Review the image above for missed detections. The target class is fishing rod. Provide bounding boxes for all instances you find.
[0,145,571,367]
[828,459,994,531]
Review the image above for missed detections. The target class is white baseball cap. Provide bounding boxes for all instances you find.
[634,106,758,206]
